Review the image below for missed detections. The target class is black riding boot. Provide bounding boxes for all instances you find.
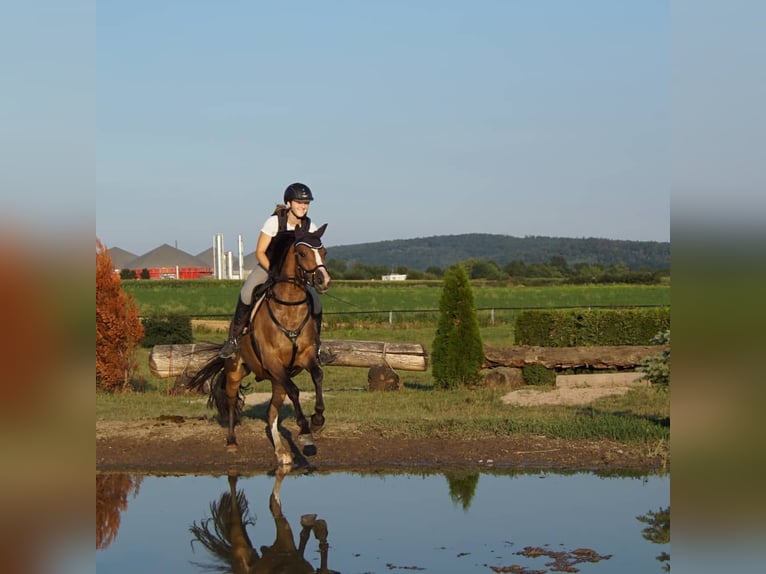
[219,298,251,358]
[314,310,337,366]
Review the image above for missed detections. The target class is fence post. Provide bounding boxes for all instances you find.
[491,308,495,325]
[389,310,393,325]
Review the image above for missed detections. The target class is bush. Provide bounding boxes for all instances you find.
[515,307,670,346]
[522,364,557,386]
[96,239,144,392]
[638,330,670,387]
[431,264,484,389]
[141,313,193,347]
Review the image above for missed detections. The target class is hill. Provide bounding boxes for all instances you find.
[326,234,670,271]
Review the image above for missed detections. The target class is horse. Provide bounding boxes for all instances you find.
[187,224,331,467]
[189,470,337,574]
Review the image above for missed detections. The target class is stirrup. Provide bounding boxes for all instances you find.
[219,337,239,359]
[317,345,337,366]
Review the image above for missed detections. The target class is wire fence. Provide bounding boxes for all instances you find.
[317,304,668,330]
[193,304,668,329]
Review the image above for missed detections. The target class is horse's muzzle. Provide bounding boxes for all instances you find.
[314,269,331,294]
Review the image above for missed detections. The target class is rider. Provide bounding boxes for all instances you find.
[218,182,318,359]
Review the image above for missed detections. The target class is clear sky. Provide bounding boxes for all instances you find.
[91,0,670,255]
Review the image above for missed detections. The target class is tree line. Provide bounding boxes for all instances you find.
[325,233,670,271]
[326,255,668,284]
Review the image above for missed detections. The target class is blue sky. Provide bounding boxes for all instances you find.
[91,0,670,255]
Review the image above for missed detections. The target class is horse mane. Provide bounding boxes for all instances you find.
[267,205,296,273]
[267,231,295,274]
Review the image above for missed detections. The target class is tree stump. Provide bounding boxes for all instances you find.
[482,367,525,388]
[367,365,401,392]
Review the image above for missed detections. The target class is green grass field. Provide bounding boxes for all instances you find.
[123,279,670,319]
[99,280,670,449]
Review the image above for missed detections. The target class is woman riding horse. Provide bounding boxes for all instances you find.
[188,222,331,467]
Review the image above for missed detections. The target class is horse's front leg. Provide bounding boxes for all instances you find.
[268,383,293,467]
[282,376,316,457]
[307,362,325,434]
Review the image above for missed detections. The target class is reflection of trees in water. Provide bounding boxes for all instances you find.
[96,473,143,550]
[190,471,337,574]
[444,471,480,510]
[637,505,670,571]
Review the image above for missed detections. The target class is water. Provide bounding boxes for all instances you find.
[96,469,669,573]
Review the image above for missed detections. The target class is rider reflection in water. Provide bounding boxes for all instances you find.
[219,182,320,359]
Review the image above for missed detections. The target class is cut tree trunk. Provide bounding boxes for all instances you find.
[149,339,428,378]
[148,343,220,379]
[321,339,428,371]
[482,344,668,370]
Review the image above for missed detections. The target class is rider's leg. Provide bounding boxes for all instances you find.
[308,287,336,365]
[218,297,251,358]
[219,264,268,358]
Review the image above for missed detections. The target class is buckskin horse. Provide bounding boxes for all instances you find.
[187,224,331,466]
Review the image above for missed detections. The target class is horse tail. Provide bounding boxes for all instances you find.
[186,355,227,409]
[186,355,244,421]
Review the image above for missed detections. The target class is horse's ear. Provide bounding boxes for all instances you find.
[315,223,328,238]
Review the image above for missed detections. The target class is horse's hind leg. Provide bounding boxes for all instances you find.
[224,361,247,452]
[307,362,326,434]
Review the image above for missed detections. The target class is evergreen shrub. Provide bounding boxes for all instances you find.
[515,307,670,346]
[141,313,193,347]
[431,265,484,389]
[521,364,557,386]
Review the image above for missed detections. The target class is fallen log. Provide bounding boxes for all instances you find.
[482,344,668,370]
[321,339,428,371]
[149,343,220,379]
[149,339,428,378]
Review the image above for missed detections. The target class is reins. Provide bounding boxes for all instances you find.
[254,241,324,371]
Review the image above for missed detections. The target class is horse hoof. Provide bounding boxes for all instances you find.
[302,443,317,457]
[310,415,325,435]
[226,443,238,453]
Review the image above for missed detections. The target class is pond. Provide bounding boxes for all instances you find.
[96,469,669,573]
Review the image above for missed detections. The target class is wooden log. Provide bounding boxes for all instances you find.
[321,339,428,371]
[481,344,668,370]
[149,343,220,379]
[149,339,429,378]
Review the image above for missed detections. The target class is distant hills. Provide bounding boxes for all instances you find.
[325,234,670,271]
[109,234,670,272]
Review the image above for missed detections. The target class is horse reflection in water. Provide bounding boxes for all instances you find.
[190,469,338,574]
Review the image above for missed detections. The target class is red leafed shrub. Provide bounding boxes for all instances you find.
[96,239,144,392]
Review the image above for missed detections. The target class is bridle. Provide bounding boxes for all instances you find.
[293,239,329,289]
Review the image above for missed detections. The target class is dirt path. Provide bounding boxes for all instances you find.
[96,414,666,475]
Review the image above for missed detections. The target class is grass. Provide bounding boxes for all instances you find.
[122,280,670,320]
[97,321,670,446]
[99,282,670,445]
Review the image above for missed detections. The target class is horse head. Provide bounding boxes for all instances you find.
[294,224,331,294]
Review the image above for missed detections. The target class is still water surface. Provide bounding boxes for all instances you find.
[96,469,669,573]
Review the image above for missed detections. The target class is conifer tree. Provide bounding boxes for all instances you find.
[96,239,144,391]
[431,264,484,389]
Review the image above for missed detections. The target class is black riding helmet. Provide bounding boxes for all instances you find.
[284,182,314,203]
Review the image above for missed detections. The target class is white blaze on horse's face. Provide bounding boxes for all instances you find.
[295,239,331,294]
[312,246,331,293]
